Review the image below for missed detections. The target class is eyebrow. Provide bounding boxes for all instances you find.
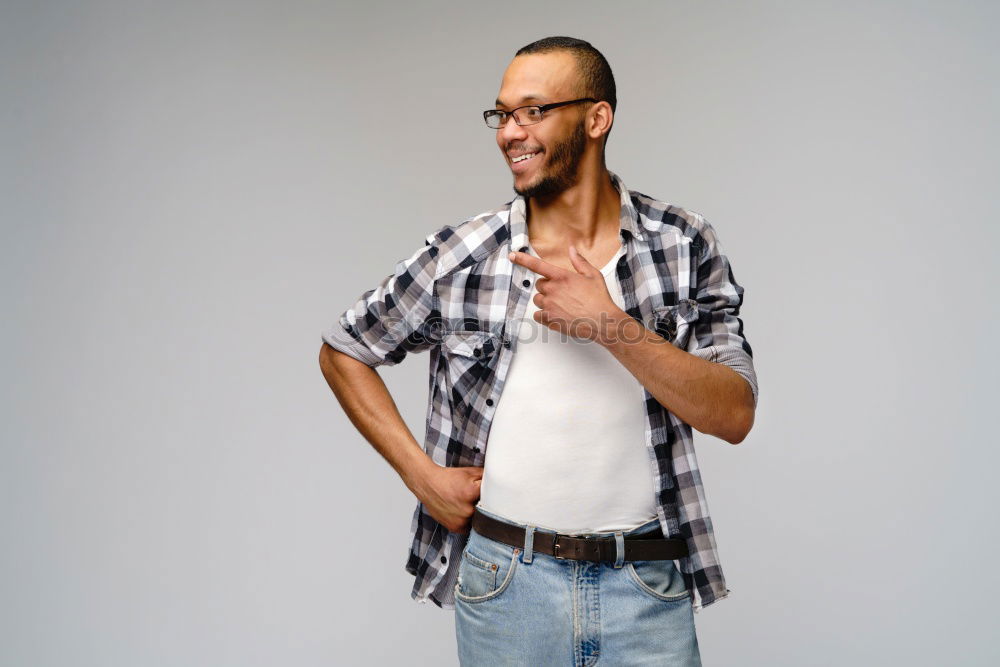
[495,95,545,108]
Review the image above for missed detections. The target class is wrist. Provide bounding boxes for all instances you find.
[401,450,438,498]
[596,307,636,348]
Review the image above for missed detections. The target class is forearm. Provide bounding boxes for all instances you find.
[318,343,484,532]
[318,343,435,493]
[599,310,755,444]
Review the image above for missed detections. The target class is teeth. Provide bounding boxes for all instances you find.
[512,153,536,163]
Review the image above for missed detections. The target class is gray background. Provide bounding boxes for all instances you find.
[3,0,998,665]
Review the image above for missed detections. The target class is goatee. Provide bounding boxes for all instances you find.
[514,120,588,199]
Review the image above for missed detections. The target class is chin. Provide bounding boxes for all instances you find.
[512,170,553,198]
[513,178,541,198]
[514,172,574,199]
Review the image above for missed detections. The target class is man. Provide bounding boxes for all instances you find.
[319,36,757,665]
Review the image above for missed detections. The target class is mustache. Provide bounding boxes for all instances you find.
[504,143,543,153]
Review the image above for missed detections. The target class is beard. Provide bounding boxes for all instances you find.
[513,120,588,199]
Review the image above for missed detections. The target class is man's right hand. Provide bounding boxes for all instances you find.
[410,463,484,534]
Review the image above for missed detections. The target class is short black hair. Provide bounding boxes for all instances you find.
[515,36,617,113]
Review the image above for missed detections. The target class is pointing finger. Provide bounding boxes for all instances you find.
[509,250,566,279]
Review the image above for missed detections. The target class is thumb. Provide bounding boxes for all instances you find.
[568,244,594,275]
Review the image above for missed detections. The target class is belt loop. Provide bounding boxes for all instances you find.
[613,531,625,569]
[523,525,535,563]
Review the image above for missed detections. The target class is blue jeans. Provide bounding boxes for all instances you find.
[454,505,701,666]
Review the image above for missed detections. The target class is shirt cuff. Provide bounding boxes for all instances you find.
[321,317,386,368]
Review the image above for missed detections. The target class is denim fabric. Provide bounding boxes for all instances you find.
[454,505,701,666]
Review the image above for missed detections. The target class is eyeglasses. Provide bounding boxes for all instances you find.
[483,98,598,129]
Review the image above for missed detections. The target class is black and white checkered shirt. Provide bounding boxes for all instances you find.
[322,172,758,612]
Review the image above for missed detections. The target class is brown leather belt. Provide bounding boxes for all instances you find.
[471,508,689,562]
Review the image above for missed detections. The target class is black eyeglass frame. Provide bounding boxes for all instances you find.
[483,97,599,129]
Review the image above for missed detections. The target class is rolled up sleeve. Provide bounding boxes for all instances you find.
[322,237,440,368]
[687,220,759,407]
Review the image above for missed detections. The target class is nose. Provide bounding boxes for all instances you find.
[498,115,528,148]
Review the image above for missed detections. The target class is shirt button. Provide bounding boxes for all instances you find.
[522,279,530,287]
[503,340,511,349]
[473,347,481,357]
[440,555,447,564]
[473,446,481,453]
[519,246,528,252]
[486,398,494,406]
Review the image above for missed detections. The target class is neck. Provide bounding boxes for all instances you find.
[525,162,620,249]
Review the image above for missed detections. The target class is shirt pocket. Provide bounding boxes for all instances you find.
[440,330,500,421]
[651,298,700,350]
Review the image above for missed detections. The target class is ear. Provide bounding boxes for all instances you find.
[587,101,614,141]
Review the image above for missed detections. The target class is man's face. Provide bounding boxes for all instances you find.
[494,52,590,199]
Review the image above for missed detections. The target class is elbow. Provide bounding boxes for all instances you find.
[724,400,755,445]
[723,373,756,445]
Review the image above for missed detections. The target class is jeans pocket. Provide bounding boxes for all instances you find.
[454,531,519,603]
[456,550,498,598]
[626,559,690,602]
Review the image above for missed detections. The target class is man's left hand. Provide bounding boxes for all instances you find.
[508,245,622,343]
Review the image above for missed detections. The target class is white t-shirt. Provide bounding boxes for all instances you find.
[477,242,659,533]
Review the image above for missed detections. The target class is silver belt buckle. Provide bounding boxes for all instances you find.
[553,538,567,559]
[552,532,595,560]
[552,531,584,559]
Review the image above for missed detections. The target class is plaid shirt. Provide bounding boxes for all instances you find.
[322,172,758,612]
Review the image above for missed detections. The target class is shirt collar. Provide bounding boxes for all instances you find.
[508,170,644,255]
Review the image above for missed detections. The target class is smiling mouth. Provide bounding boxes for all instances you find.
[511,152,538,163]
